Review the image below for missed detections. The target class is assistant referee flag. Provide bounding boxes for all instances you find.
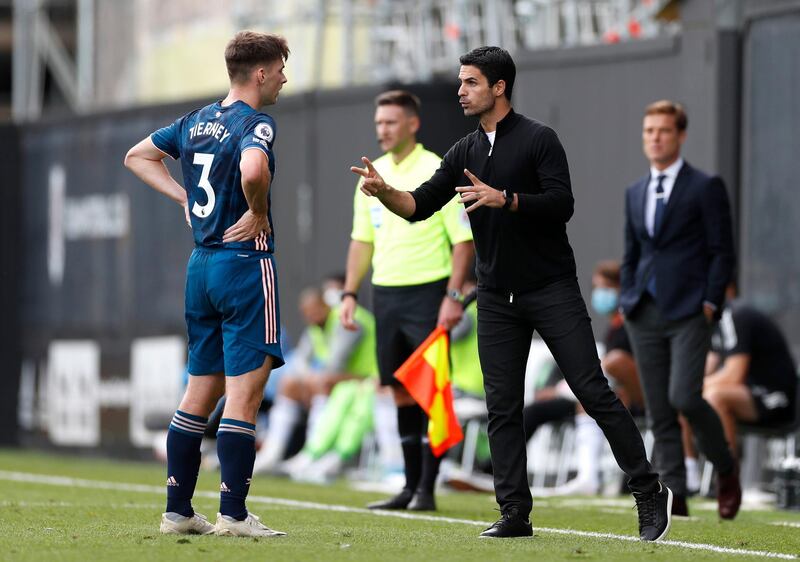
[394,326,463,457]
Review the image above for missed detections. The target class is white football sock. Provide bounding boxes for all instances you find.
[253,395,301,472]
[573,413,605,491]
[374,392,403,473]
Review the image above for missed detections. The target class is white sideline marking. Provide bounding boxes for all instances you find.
[0,470,795,560]
[773,522,800,528]
[0,500,162,509]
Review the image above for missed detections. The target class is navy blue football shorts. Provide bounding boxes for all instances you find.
[185,247,284,376]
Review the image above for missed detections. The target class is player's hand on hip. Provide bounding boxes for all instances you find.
[456,169,504,212]
[223,210,270,243]
[437,297,464,331]
[339,296,358,331]
[351,157,388,197]
[182,202,192,228]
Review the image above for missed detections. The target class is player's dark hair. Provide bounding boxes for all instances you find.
[459,46,516,100]
[645,100,688,131]
[225,31,290,84]
[375,90,421,117]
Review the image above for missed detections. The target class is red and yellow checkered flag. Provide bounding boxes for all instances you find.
[394,326,463,457]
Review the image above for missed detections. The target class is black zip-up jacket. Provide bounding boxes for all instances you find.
[409,109,577,294]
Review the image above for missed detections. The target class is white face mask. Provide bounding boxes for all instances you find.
[323,288,343,307]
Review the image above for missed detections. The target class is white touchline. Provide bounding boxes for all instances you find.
[0,470,795,560]
[0,500,162,509]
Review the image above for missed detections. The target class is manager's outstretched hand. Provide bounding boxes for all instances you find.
[350,156,417,219]
[351,157,389,197]
[456,169,507,212]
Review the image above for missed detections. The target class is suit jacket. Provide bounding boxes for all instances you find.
[620,161,735,321]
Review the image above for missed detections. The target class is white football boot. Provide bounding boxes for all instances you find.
[160,512,216,535]
[215,512,287,537]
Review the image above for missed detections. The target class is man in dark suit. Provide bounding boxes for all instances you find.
[621,100,741,519]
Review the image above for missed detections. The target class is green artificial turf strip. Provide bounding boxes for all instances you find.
[1,450,799,561]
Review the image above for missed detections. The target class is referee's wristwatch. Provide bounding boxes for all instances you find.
[446,288,464,304]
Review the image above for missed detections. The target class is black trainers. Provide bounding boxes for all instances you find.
[407,490,436,511]
[634,482,673,541]
[479,506,533,538]
[367,488,414,510]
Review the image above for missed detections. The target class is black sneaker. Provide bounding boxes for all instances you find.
[479,506,533,538]
[367,488,414,510]
[407,490,436,511]
[634,482,673,541]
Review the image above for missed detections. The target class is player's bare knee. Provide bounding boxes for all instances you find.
[702,387,728,411]
[178,395,218,417]
[180,384,223,416]
[225,390,263,417]
[226,379,266,411]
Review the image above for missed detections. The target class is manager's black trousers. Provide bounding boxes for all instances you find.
[477,278,659,517]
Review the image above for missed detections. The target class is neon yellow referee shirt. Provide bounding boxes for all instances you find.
[351,143,473,287]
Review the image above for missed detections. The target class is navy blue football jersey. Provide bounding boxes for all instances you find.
[151,100,277,252]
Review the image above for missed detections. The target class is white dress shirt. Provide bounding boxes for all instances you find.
[645,157,683,236]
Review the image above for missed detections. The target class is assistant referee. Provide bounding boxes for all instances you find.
[352,47,671,542]
[341,90,474,512]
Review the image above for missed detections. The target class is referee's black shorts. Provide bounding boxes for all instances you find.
[373,278,447,386]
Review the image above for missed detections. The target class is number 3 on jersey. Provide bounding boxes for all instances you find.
[192,152,216,218]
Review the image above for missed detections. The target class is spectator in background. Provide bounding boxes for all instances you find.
[621,100,739,519]
[253,284,378,474]
[287,377,378,483]
[340,89,474,512]
[683,285,798,480]
[592,260,644,413]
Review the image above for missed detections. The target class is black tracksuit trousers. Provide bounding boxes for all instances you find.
[477,277,660,517]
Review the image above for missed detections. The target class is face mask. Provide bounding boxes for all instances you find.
[323,288,343,307]
[591,287,619,315]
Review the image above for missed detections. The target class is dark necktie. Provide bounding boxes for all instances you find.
[647,174,667,298]
[652,174,667,237]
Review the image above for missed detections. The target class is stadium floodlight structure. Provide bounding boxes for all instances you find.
[12,0,95,121]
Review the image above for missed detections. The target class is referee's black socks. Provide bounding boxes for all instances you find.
[418,438,443,495]
[397,404,425,492]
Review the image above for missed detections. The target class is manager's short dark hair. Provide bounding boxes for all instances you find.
[375,90,421,117]
[459,46,516,100]
[225,31,289,84]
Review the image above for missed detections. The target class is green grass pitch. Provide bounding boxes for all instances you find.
[1,450,799,561]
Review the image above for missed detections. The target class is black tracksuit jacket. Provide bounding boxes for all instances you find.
[409,109,577,294]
